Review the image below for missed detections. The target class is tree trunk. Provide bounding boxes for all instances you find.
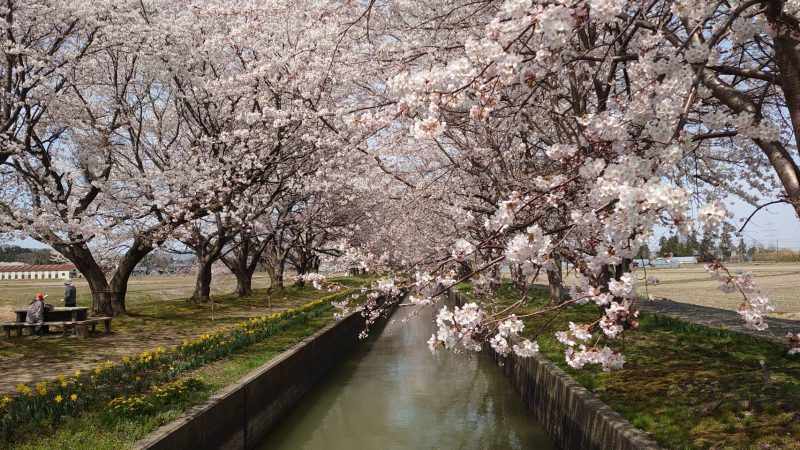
[85,269,114,317]
[292,254,314,288]
[268,266,284,293]
[108,277,130,317]
[51,239,152,317]
[546,257,564,304]
[192,257,213,302]
[770,12,800,218]
[235,270,253,296]
[107,239,154,316]
[221,234,267,298]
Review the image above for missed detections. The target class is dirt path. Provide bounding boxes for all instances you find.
[0,305,283,394]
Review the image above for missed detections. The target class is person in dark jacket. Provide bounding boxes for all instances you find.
[62,279,77,307]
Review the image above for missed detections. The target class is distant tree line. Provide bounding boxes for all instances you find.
[0,245,52,265]
[753,249,800,263]
[641,232,757,263]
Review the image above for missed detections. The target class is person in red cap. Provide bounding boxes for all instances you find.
[26,292,48,335]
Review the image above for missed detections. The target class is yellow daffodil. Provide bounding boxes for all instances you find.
[16,383,31,395]
[70,393,77,401]
[54,395,63,403]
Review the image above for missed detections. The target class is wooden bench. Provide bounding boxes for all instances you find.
[1,322,37,338]
[1,317,112,339]
[70,317,112,338]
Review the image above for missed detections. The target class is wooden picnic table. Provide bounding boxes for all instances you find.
[13,306,89,323]
[4,306,110,338]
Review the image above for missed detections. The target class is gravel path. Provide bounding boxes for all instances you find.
[638,299,799,343]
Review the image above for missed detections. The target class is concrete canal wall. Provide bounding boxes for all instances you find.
[133,310,367,450]
[486,348,661,450]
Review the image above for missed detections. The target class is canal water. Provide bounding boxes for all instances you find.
[258,304,555,450]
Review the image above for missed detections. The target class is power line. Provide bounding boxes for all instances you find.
[766,221,778,252]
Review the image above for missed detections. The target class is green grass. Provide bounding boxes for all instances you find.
[470,284,800,449]
[0,276,371,371]
[0,274,267,310]
[1,275,373,449]
[7,297,344,450]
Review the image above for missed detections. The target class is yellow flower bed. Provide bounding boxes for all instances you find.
[1,290,353,443]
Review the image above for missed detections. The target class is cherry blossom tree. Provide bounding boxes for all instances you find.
[0,0,358,315]
[3,0,797,363]
[320,0,800,367]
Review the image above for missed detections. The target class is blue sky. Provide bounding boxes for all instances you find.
[649,198,800,250]
[724,199,800,249]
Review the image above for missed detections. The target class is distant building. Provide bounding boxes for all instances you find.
[167,262,192,274]
[634,256,698,268]
[636,258,680,268]
[0,263,79,281]
[671,256,699,265]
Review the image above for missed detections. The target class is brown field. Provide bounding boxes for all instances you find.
[0,272,273,322]
[567,262,800,319]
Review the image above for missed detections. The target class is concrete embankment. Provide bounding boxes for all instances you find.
[134,310,367,450]
[485,348,661,450]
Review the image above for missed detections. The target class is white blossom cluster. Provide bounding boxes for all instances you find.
[738,294,774,331]
[706,263,774,331]
[504,225,552,275]
[428,303,486,354]
[490,315,540,358]
[483,192,526,231]
[299,273,326,290]
[566,345,626,372]
[451,239,476,260]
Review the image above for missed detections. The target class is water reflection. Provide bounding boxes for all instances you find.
[259,304,555,450]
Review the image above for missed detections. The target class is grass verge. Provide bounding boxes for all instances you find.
[464,283,800,449]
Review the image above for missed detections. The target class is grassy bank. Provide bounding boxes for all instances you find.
[0,274,276,318]
[11,311,335,450]
[461,284,800,449]
[1,278,369,449]
[0,276,368,393]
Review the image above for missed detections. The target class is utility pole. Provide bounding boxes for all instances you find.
[766,222,778,260]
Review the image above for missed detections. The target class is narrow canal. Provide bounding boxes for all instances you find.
[258,303,555,449]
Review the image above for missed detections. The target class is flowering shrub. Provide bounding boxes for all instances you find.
[0,290,350,443]
[107,378,208,417]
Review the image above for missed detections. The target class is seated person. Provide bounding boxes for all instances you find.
[26,292,48,335]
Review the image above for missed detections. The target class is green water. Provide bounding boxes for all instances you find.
[258,305,555,450]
